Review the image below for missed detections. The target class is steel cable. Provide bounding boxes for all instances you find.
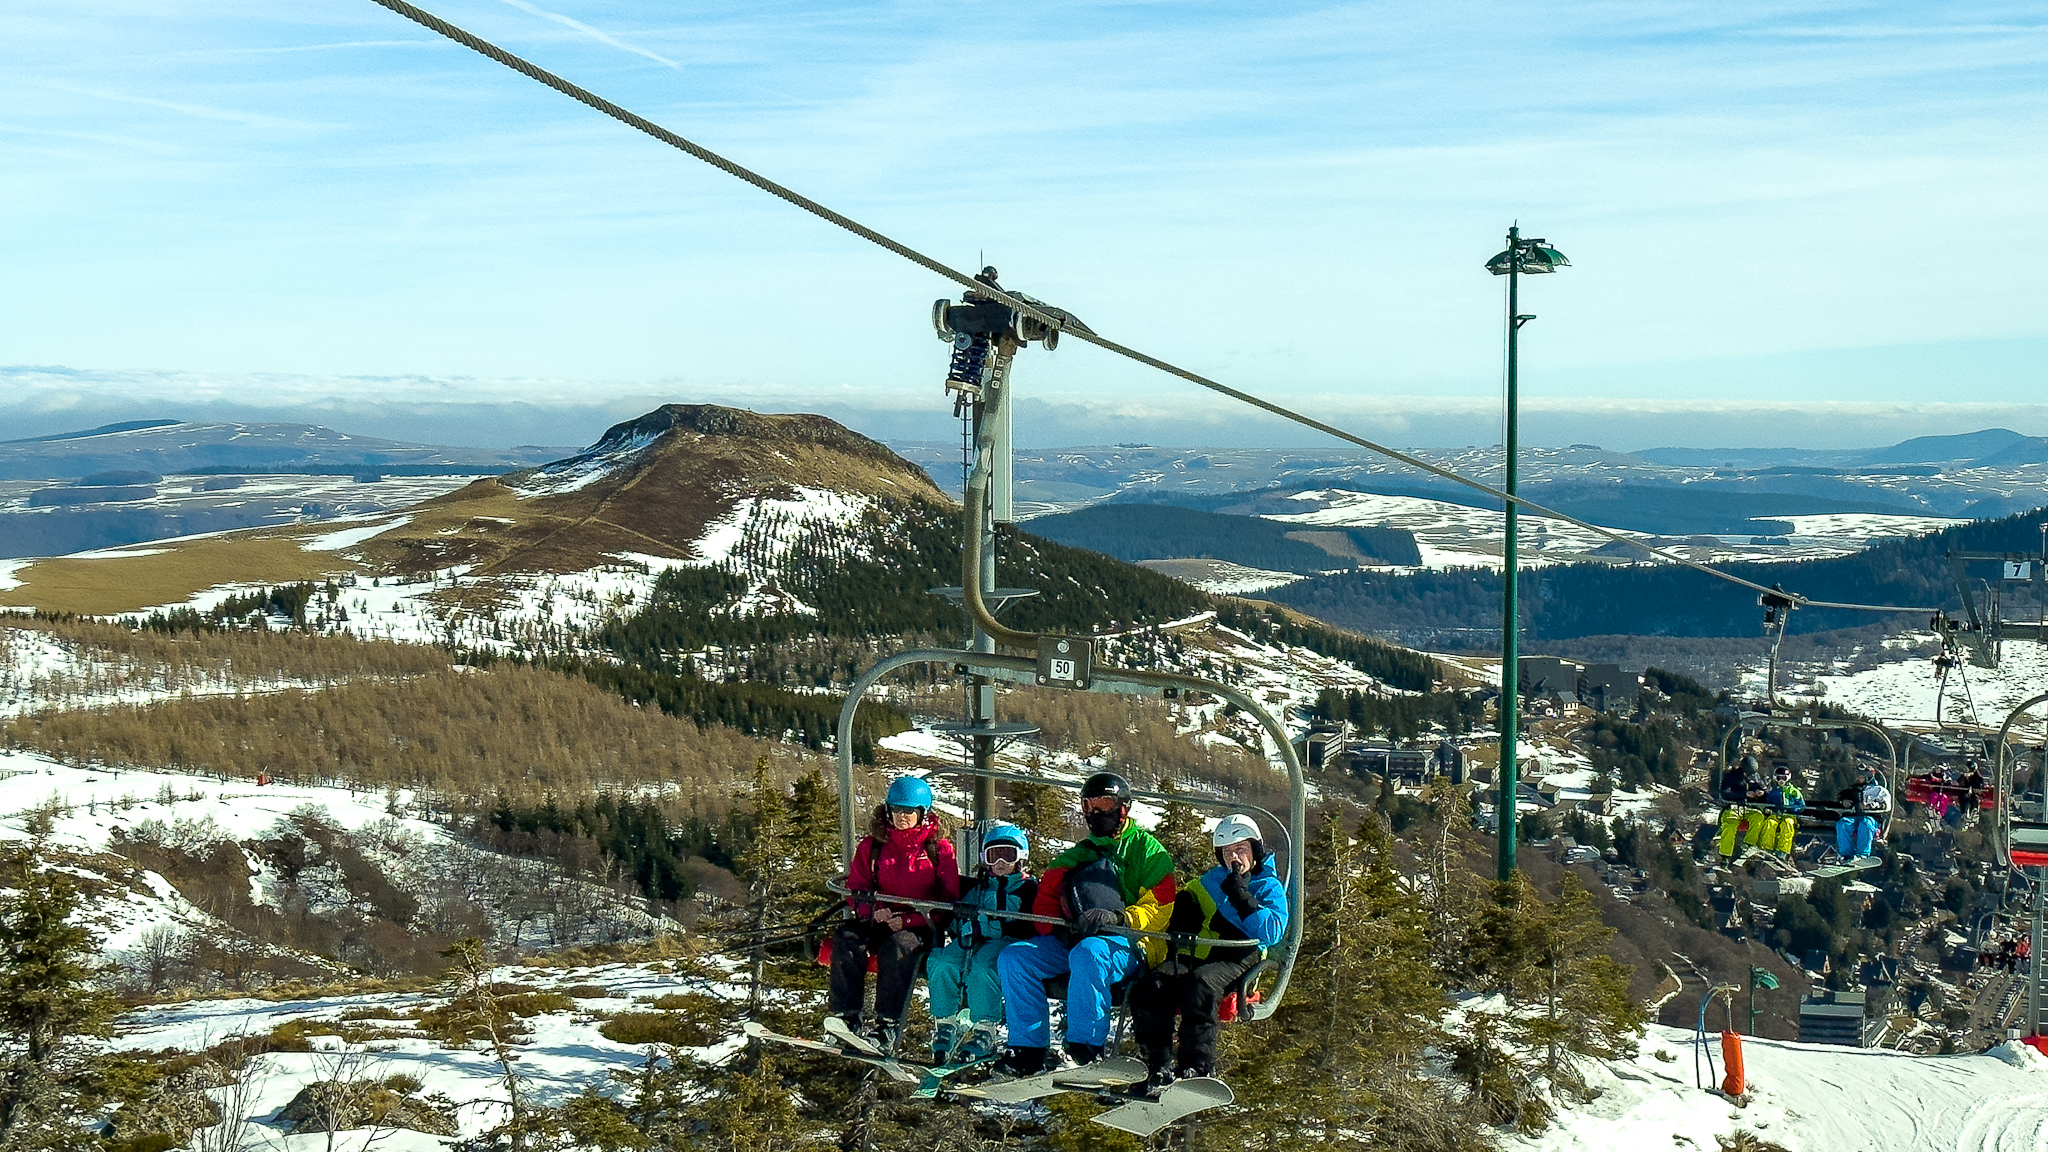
[368,0,1938,618]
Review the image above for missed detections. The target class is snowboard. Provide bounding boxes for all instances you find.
[949,1055,1148,1103]
[910,1052,999,1099]
[1809,855,1881,880]
[742,1021,921,1084]
[1092,1076,1234,1135]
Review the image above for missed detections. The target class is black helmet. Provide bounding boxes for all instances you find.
[1774,765,1792,779]
[1081,772,1132,805]
[1739,755,1760,774]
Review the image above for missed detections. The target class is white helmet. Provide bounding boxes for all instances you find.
[1212,814,1261,848]
[1212,813,1266,872]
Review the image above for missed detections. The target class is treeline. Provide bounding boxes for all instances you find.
[1215,600,1441,691]
[1024,502,1423,571]
[0,663,806,822]
[595,502,1208,669]
[563,658,908,763]
[474,792,742,904]
[1312,686,1486,740]
[1265,503,2048,642]
[2,614,447,706]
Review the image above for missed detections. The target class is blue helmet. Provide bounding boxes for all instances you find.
[982,822,1029,854]
[885,776,933,811]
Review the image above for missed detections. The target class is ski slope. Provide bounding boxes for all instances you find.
[1505,1021,2048,1152]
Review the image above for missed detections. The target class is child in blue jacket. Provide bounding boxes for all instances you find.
[925,823,1037,1063]
[1130,813,1287,1093]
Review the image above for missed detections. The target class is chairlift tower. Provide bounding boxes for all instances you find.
[930,268,1057,847]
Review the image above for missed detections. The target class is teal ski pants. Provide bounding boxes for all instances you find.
[926,938,1010,1023]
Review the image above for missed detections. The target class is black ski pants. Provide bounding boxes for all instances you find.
[1130,952,1258,1073]
[828,920,931,1023]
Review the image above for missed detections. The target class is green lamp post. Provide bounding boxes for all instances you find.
[1485,225,1568,882]
[1748,966,1779,1034]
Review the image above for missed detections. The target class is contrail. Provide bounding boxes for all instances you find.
[492,0,680,70]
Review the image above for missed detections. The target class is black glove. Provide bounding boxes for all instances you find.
[1076,907,1123,935]
[1166,891,1204,936]
[1219,868,1260,918]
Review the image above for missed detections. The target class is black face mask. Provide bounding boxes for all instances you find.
[1085,808,1123,838]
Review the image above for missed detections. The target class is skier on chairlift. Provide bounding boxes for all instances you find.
[1762,765,1804,855]
[924,822,1037,1065]
[1716,754,1769,858]
[994,772,1177,1077]
[826,775,960,1051]
[1834,766,1891,862]
[1130,813,1286,1095]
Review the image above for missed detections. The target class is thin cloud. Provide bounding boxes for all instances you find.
[491,0,681,70]
[22,81,326,131]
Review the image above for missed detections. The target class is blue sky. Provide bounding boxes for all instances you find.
[3,1,2045,450]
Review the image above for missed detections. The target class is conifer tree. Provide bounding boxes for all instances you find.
[1150,775,1211,878]
[0,844,116,1148]
[734,759,840,1011]
[1470,872,1642,1095]
[1225,808,1462,1150]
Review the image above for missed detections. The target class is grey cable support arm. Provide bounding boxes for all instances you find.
[368,0,1942,620]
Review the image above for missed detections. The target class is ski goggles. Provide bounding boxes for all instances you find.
[1081,796,1123,815]
[887,804,925,818]
[981,843,1021,866]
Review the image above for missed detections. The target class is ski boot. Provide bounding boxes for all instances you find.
[956,1021,1001,1063]
[991,1045,1049,1080]
[865,1017,902,1054]
[1065,1041,1104,1066]
[1142,1045,1177,1098]
[824,1012,863,1042]
[931,1020,961,1065]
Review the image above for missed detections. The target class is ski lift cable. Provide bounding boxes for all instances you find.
[367,0,1937,619]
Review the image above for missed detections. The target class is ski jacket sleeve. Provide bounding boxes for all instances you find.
[1200,864,1287,948]
[1115,825,1177,968]
[846,836,880,918]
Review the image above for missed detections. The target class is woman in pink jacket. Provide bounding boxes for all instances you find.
[826,775,959,1049]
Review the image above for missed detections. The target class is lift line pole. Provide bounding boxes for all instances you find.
[1499,250,1522,880]
[1485,225,1566,881]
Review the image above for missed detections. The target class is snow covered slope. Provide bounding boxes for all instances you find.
[1508,1020,2048,1152]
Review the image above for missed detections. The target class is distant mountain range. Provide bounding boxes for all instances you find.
[891,427,2048,533]
[0,419,573,480]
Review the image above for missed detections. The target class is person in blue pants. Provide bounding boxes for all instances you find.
[994,773,1177,1076]
[924,824,1036,1063]
[1834,768,1892,860]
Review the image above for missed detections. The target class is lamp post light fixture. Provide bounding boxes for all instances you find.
[1485,224,1569,882]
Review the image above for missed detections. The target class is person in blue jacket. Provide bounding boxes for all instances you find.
[1129,813,1287,1093]
[924,823,1037,1064]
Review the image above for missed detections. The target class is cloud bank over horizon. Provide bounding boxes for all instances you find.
[7,364,2046,456]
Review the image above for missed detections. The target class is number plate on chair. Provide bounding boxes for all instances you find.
[1036,636,1094,690]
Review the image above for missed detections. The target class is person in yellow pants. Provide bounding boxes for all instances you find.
[1716,756,1768,857]
[1764,766,1804,854]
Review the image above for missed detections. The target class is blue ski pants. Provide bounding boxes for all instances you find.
[1835,815,1877,858]
[998,933,1142,1048]
[926,938,1010,1024]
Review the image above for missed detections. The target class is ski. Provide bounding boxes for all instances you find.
[949,1055,1148,1103]
[1092,1076,1234,1135]
[742,1021,922,1084]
